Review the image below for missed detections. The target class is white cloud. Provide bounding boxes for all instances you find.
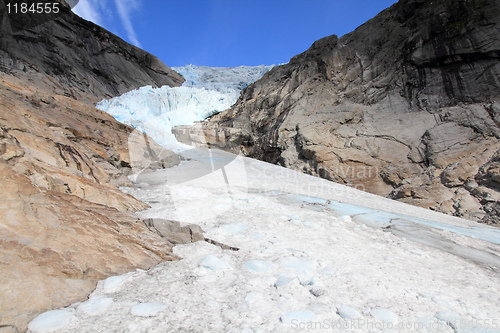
[114,0,142,48]
[71,0,142,49]
[72,0,105,26]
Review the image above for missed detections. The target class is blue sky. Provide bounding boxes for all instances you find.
[73,0,397,67]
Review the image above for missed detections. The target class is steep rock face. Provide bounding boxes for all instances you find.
[175,0,500,224]
[0,2,182,331]
[0,0,184,103]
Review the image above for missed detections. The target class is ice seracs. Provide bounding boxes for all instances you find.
[96,64,273,149]
[96,85,238,149]
[172,64,274,92]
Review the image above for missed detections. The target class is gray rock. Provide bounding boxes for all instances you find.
[0,0,184,103]
[143,218,205,244]
[143,218,240,250]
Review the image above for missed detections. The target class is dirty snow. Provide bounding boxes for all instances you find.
[28,148,500,333]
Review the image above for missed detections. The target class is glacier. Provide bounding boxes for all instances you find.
[27,149,500,333]
[96,64,274,150]
[172,64,274,92]
[27,64,500,333]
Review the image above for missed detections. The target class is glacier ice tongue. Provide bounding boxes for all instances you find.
[96,64,273,149]
[96,85,238,149]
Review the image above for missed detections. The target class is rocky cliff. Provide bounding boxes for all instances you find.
[0,0,183,103]
[0,2,183,331]
[175,0,500,224]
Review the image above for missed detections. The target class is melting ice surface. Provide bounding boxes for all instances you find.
[28,149,500,333]
[96,64,273,150]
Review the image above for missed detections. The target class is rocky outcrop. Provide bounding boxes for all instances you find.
[143,218,240,251]
[175,0,500,224]
[0,2,183,331]
[143,218,206,245]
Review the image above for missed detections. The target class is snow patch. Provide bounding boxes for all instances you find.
[217,222,247,235]
[199,255,232,271]
[434,311,461,329]
[243,260,275,273]
[172,64,274,92]
[245,291,263,304]
[130,302,168,317]
[76,296,113,316]
[27,310,75,332]
[102,275,129,293]
[281,259,316,286]
[339,215,352,223]
[370,308,399,324]
[289,215,301,225]
[97,65,273,149]
[281,310,317,325]
[308,302,331,314]
[336,305,363,319]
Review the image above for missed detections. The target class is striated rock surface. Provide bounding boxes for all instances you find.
[0,2,183,331]
[175,0,500,224]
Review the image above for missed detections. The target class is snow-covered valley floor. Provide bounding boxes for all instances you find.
[28,148,500,333]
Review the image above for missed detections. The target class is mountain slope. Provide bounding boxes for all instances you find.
[0,2,183,331]
[175,0,500,224]
[0,0,183,103]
